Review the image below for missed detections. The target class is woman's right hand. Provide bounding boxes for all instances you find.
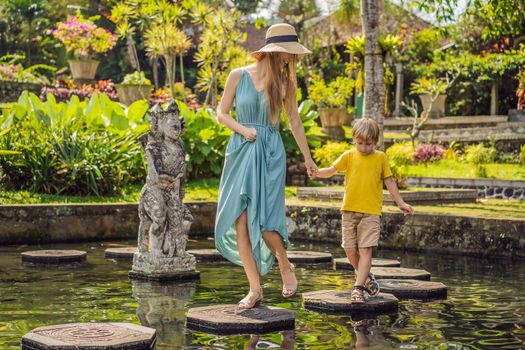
[242,127,257,142]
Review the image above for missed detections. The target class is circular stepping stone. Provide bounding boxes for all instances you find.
[303,290,398,314]
[187,249,227,262]
[21,322,156,349]
[186,305,294,335]
[105,247,137,260]
[21,250,86,264]
[287,251,332,264]
[370,267,431,281]
[377,279,447,299]
[333,257,401,270]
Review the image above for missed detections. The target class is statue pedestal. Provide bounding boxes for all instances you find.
[129,252,200,281]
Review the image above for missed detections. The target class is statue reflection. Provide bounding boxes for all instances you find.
[132,279,196,349]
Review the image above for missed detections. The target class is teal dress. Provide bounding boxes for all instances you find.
[215,69,288,276]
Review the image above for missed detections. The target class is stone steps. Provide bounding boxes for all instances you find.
[296,187,478,205]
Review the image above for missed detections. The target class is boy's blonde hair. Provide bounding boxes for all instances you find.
[352,118,380,143]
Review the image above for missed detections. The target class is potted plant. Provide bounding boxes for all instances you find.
[52,11,116,80]
[409,76,449,118]
[116,71,153,105]
[509,70,525,121]
[308,75,354,139]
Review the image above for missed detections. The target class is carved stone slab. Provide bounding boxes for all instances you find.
[377,279,447,299]
[21,250,86,264]
[287,251,332,264]
[105,247,138,260]
[333,257,400,270]
[129,252,200,281]
[186,305,295,335]
[370,267,431,281]
[187,249,227,262]
[21,322,156,349]
[303,290,398,314]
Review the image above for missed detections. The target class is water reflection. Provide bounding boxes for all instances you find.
[246,330,295,350]
[131,280,196,349]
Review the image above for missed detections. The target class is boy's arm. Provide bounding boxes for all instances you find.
[384,176,415,215]
[315,166,338,178]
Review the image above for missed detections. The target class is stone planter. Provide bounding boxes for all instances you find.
[68,59,99,80]
[418,93,447,118]
[116,84,152,105]
[318,108,346,139]
[508,109,525,122]
[0,80,43,102]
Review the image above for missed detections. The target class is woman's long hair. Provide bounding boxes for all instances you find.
[259,53,297,126]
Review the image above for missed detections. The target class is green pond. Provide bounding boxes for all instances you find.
[1,238,524,349]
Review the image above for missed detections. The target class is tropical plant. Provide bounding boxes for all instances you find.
[0,91,149,195]
[520,144,525,166]
[121,71,152,85]
[5,0,46,64]
[308,74,355,110]
[312,141,351,168]
[279,99,322,158]
[193,5,250,106]
[463,143,497,165]
[40,79,118,102]
[517,70,525,110]
[412,144,445,163]
[386,141,414,189]
[0,54,54,84]
[176,100,231,178]
[52,11,117,59]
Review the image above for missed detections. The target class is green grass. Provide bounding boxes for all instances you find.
[406,160,525,180]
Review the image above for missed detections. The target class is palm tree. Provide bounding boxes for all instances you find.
[6,0,45,64]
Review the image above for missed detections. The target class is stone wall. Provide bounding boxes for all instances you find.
[0,80,42,102]
[1,202,524,259]
[0,202,215,245]
[286,205,525,259]
[321,176,525,201]
[407,177,525,201]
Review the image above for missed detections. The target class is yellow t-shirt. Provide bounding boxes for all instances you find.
[332,148,393,215]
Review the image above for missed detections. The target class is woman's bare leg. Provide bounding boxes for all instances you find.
[263,231,297,294]
[236,211,261,292]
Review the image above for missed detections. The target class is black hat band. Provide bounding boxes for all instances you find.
[266,35,299,44]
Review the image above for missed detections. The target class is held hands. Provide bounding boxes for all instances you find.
[304,158,318,179]
[242,127,257,142]
[398,201,415,216]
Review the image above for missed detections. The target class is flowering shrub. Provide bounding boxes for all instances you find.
[412,144,445,163]
[0,54,54,85]
[52,12,117,59]
[40,79,118,102]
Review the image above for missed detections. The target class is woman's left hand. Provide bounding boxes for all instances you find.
[304,158,318,179]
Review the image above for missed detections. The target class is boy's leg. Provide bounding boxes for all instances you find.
[355,214,381,295]
[344,247,359,272]
[355,247,373,286]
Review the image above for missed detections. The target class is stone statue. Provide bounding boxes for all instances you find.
[130,102,198,280]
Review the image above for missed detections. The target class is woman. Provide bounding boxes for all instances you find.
[215,23,318,311]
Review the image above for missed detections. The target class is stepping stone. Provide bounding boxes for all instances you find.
[186,305,294,335]
[105,247,137,260]
[21,250,86,265]
[187,248,227,262]
[303,290,398,314]
[370,267,431,281]
[21,322,156,349]
[287,251,332,264]
[377,279,447,299]
[333,257,401,270]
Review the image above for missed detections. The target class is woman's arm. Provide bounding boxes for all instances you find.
[216,68,257,141]
[285,95,317,177]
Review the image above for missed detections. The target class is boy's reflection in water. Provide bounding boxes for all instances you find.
[246,329,295,350]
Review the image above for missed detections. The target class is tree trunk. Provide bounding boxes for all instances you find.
[180,52,185,85]
[361,0,385,150]
[27,20,32,65]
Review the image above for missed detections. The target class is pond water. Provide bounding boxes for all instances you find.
[1,238,524,349]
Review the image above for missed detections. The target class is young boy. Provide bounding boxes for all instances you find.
[316,118,414,303]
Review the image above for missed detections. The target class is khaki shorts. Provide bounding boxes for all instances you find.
[341,211,381,248]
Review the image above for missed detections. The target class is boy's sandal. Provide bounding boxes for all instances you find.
[350,285,370,303]
[366,272,380,297]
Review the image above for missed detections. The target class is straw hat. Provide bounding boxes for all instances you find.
[251,23,312,60]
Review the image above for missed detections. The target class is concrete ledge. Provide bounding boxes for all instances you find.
[384,116,508,131]
[1,202,524,259]
[296,187,478,204]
